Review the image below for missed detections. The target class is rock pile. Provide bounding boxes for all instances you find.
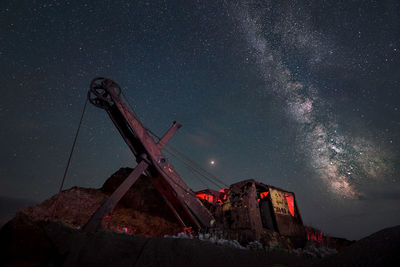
[16,168,182,237]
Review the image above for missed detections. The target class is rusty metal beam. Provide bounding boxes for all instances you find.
[157,121,182,149]
[104,81,214,228]
[87,78,215,230]
[83,160,149,232]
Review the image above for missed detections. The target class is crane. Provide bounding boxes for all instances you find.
[82,77,306,247]
[83,77,215,232]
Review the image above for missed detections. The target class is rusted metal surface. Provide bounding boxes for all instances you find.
[247,183,264,240]
[157,121,182,149]
[84,160,149,232]
[217,181,261,242]
[86,77,306,245]
[201,179,305,244]
[267,185,305,239]
[86,77,214,231]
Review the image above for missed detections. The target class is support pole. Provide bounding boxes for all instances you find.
[83,160,149,232]
[157,121,182,149]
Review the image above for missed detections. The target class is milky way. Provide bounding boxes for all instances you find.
[234,1,394,198]
[1,0,399,239]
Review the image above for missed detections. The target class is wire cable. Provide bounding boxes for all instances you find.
[164,143,229,188]
[52,97,89,218]
[163,147,224,189]
[147,128,228,189]
[120,91,229,190]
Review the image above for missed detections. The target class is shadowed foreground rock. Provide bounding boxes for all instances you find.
[2,215,400,267]
[313,225,400,266]
[1,218,310,267]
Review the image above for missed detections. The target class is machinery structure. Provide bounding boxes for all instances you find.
[84,77,305,245]
[195,180,305,245]
[84,77,214,232]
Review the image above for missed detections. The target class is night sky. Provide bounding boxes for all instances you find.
[1,0,399,240]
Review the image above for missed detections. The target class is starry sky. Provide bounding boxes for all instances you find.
[1,0,399,240]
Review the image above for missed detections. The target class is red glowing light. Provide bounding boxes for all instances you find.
[284,194,295,216]
[257,191,269,202]
[183,227,193,236]
[196,193,214,203]
[219,189,228,201]
[307,232,323,243]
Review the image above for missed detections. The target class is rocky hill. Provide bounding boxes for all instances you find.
[14,168,182,237]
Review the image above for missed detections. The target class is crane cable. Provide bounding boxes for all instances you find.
[146,127,229,189]
[164,143,228,188]
[163,147,213,188]
[52,97,89,218]
[51,90,228,219]
[120,92,221,187]
[119,93,210,194]
[121,92,230,191]
[163,146,224,189]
